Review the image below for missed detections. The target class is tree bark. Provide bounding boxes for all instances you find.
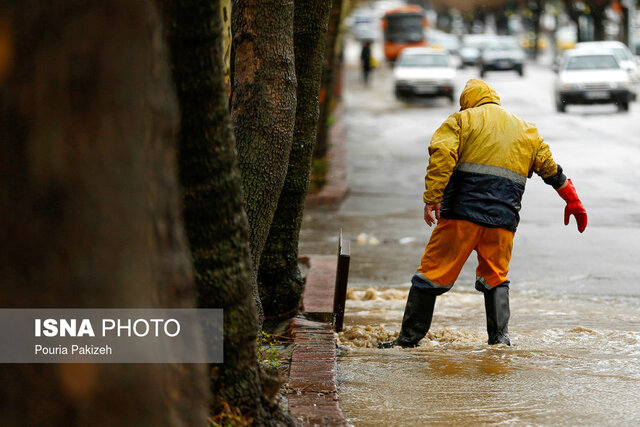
[530,0,543,60]
[0,0,208,424]
[563,0,582,41]
[589,2,607,41]
[161,0,285,422]
[563,0,587,42]
[258,1,332,322]
[315,0,344,160]
[230,0,297,315]
[564,0,608,42]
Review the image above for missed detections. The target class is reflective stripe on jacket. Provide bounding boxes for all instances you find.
[424,79,564,231]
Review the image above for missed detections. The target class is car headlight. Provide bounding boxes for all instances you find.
[625,69,640,78]
[561,83,581,91]
[612,81,631,90]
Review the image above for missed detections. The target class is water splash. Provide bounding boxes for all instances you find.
[338,325,485,349]
[346,287,408,301]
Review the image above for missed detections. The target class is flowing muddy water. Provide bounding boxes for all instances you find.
[301,41,640,425]
[336,287,640,426]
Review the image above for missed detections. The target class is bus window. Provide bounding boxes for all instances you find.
[382,6,428,62]
[385,14,424,44]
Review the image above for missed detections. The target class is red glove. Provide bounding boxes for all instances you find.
[557,179,587,233]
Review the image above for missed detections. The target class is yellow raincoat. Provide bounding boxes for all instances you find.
[411,79,567,293]
[424,79,564,231]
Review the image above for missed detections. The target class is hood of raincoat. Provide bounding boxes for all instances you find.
[459,79,501,110]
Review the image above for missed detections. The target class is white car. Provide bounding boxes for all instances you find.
[554,48,634,112]
[459,34,497,67]
[574,41,639,98]
[426,29,460,55]
[393,47,456,102]
[478,37,526,77]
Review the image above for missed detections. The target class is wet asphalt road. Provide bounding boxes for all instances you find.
[298,36,640,425]
[300,45,640,299]
[299,40,640,426]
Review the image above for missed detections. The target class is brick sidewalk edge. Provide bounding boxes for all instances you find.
[287,256,348,426]
[287,318,347,426]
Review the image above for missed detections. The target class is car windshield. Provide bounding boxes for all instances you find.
[399,54,449,67]
[429,36,458,50]
[463,38,487,49]
[565,55,619,70]
[354,16,373,24]
[385,14,424,43]
[611,47,632,61]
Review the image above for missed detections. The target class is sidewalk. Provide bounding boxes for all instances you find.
[306,103,350,207]
[287,256,347,426]
[290,93,350,425]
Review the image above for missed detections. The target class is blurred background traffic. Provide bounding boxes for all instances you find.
[345,0,640,112]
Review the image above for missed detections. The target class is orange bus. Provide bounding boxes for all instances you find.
[381,5,429,62]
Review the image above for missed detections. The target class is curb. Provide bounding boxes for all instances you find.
[306,104,350,207]
[301,255,338,323]
[287,256,347,426]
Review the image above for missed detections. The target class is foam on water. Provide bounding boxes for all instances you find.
[346,287,407,301]
[338,325,486,349]
[338,286,640,424]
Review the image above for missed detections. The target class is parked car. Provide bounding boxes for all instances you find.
[459,34,495,67]
[426,29,461,68]
[478,37,526,77]
[393,47,456,102]
[554,48,634,112]
[426,29,460,55]
[574,41,639,99]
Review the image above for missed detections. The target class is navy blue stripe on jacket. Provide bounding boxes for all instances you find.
[440,165,525,232]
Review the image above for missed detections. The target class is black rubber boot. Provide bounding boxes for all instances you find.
[378,286,436,349]
[484,284,511,346]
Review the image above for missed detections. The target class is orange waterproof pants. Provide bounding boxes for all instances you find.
[417,218,514,292]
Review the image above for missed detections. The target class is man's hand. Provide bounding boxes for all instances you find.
[424,203,441,227]
[557,179,587,233]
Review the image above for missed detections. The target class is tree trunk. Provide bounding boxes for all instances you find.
[590,3,607,41]
[230,0,297,317]
[161,0,286,423]
[531,0,543,60]
[494,9,509,35]
[621,6,630,46]
[315,0,344,160]
[0,1,208,425]
[563,0,585,42]
[258,1,332,323]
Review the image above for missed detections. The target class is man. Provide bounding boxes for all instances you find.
[380,79,587,349]
[360,40,373,86]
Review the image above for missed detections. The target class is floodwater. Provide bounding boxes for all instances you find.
[337,287,640,425]
[300,37,640,425]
